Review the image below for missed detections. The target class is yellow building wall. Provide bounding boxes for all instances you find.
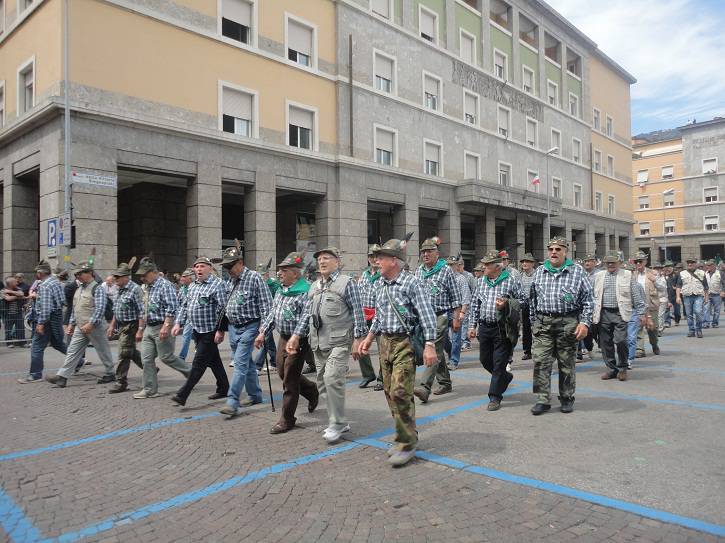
[0,0,62,120]
[593,173,631,218]
[592,131,631,182]
[69,0,337,146]
[589,55,631,142]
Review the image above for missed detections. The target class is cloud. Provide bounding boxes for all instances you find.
[548,0,725,133]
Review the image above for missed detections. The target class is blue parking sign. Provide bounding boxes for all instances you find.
[48,218,57,248]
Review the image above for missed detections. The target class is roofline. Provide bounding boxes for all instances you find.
[632,136,682,148]
[677,117,725,131]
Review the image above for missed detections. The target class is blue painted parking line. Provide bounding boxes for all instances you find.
[0,489,43,543]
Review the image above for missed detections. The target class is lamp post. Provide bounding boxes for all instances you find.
[544,146,560,246]
[662,188,675,261]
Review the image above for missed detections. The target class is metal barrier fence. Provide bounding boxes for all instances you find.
[0,300,32,346]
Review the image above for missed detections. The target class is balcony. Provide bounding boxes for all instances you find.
[456,179,561,216]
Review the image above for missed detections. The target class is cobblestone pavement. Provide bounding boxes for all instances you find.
[1,324,723,542]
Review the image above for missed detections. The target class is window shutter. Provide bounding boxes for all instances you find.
[223,88,252,120]
[426,142,440,163]
[290,106,313,129]
[420,9,436,38]
[424,75,438,96]
[661,166,673,178]
[288,20,312,55]
[376,129,394,152]
[464,93,476,116]
[223,0,251,26]
[461,34,473,62]
[465,154,478,179]
[376,54,393,80]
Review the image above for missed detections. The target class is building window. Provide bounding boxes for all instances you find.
[636,169,648,184]
[704,187,718,203]
[605,115,613,137]
[424,140,442,176]
[608,195,615,215]
[498,162,511,186]
[607,155,614,176]
[374,51,395,94]
[17,58,34,114]
[423,72,441,111]
[664,220,675,234]
[661,165,674,179]
[522,66,535,95]
[639,222,650,236]
[371,0,391,18]
[663,192,675,207]
[568,92,579,117]
[464,151,480,180]
[463,90,478,125]
[493,49,507,81]
[566,49,581,77]
[374,125,396,166]
[286,16,315,68]
[593,108,600,131]
[704,215,719,231]
[595,191,602,212]
[221,0,253,44]
[639,196,650,209]
[221,85,255,137]
[0,1,5,35]
[550,128,560,154]
[527,170,540,193]
[552,177,561,199]
[593,149,602,172]
[288,104,315,150]
[419,5,438,43]
[497,106,510,137]
[490,0,511,30]
[547,80,558,107]
[460,29,476,64]
[572,138,581,164]
[526,117,537,147]
[702,158,718,174]
[573,184,582,207]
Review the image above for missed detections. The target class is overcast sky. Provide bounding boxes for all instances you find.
[548,0,725,135]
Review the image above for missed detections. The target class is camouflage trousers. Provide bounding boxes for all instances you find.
[532,314,578,404]
[379,334,417,452]
[115,322,143,385]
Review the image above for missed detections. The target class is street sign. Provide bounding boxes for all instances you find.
[59,212,71,246]
[48,218,58,258]
[71,170,117,189]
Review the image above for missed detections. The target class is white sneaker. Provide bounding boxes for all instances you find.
[388,449,416,467]
[133,390,160,399]
[627,360,633,370]
[323,424,350,444]
[220,405,243,417]
[506,363,512,372]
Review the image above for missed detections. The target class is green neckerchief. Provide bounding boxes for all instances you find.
[279,277,309,297]
[483,268,510,288]
[421,258,446,278]
[267,278,281,295]
[544,258,574,274]
[363,267,381,283]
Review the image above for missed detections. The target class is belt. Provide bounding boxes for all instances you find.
[381,332,408,338]
[479,320,498,327]
[118,320,138,325]
[537,310,578,318]
[146,320,164,327]
[602,307,620,311]
[231,318,260,328]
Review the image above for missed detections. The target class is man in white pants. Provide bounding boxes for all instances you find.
[46,259,115,388]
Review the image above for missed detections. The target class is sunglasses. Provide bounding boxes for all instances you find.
[548,247,564,252]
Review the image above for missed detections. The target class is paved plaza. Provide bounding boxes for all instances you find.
[0,325,724,543]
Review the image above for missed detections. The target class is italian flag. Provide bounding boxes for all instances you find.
[532,174,540,186]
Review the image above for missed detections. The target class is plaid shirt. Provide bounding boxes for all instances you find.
[415,261,462,313]
[176,275,228,334]
[224,267,272,325]
[69,282,106,326]
[454,272,472,306]
[529,261,594,326]
[519,270,536,303]
[369,269,437,341]
[469,273,524,326]
[144,276,179,324]
[35,276,65,324]
[302,271,367,338]
[259,284,311,337]
[114,280,144,322]
[601,271,646,314]
[358,268,381,309]
[177,284,189,305]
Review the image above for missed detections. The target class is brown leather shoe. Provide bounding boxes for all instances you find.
[617,369,628,381]
[432,385,452,396]
[601,371,617,380]
[270,422,294,434]
[413,386,430,403]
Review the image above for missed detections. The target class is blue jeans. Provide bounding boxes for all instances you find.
[254,329,277,369]
[226,321,263,408]
[683,295,704,332]
[449,324,462,367]
[704,294,721,327]
[178,322,193,360]
[627,312,640,361]
[29,310,67,378]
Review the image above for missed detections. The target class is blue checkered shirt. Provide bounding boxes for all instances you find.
[601,271,646,314]
[224,267,272,325]
[301,271,367,338]
[369,270,437,341]
[454,272,471,306]
[469,273,524,326]
[176,275,228,334]
[69,282,107,326]
[519,270,536,303]
[415,261,462,313]
[35,276,65,324]
[529,261,594,326]
[144,276,179,324]
[260,284,311,337]
[114,280,144,322]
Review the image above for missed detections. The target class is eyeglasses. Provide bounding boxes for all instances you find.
[548,247,563,252]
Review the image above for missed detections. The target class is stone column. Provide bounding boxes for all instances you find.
[438,198,461,258]
[511,6,521,88]
[4,167,40,276]
[445,0,456,51]
[338,172,368,272]
[537,25,546,100]
[393,191,419,264]
[561,42,569,110]
[187,161,222,263]
[604,229,611,253]
[480,0,492,72]
[515,214,526,261]
[401,0,414,31]
[584,224,596,257]
[244,169,276,270]
[474,212,487,261]
[485,208,496,253]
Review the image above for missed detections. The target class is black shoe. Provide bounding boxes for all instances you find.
[576,352,583,361]
[652,345,660,355]
[170,395,186,406]
[208,392,227,400]
[308,392,319,413]
[97,374,115,384]
[521,353,532,360]
[560,399,574,414]
[109,382,128,394]
[45,375,67,388]
[696,330,703,338]
[358,377,376,389]
[687,332,695,337]
[487,400,501,411]
[373,382,384,391]
[531,403,551,416]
